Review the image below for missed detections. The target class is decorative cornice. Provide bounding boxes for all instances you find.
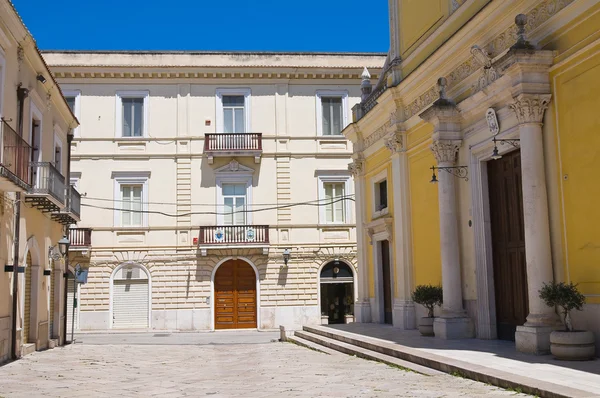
[431,140,462,164]
[509,94,551,124]
[363,120,391,150]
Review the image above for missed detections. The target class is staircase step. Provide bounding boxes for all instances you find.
[294,330,442,376]
[287,335,341,356]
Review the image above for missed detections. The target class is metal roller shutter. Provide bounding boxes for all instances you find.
[66,277,78,335]
[49,269,56,337]
[23,252,32,344]
[112,279,149,329]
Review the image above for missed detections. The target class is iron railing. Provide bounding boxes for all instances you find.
[29,162,65,204]
[69,228,92,247]
[204,133,262,152]
[198,225,269,245]
[68,185,81,218]
[0,120,31,186]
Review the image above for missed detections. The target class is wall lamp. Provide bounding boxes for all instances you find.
[36,74,47,84]
[430,165,469,183]
[282,248,291,266]
[491,136,521,160]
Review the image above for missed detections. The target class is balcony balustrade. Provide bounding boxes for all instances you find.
[69,228,92,248]
[53,185,81,225]
[25,162,66,213]
[198,225,269,255]
[0,120,31,191]
[204,133,262,164]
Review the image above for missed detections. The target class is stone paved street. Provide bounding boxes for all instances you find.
[0,332,529,397]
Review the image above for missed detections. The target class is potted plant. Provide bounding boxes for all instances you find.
[539,282,596,360]
[411,285,443,336]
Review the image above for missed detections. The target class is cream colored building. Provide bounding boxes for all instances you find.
[346,0,600,356]
[0,0,79,363]
[44,51,385,331]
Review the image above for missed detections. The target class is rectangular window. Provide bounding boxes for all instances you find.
[65,97,76,112]
[121,184,143,226]
[222,183,246,225]
[122,98,144,137]
[376,179,388,211]
[222,95,245,134]
[54,144,62,174]
[321,97,343,135]
[324,182,346,223]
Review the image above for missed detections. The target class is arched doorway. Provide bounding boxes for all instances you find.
[214,259,257,330]
[111,264,150,329]
[319,261,354,324]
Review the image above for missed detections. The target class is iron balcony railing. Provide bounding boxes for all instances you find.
[204,133,262,152]
[0,120,31,186]
[68,185,81,219]
[69,228,92,247]
[198,225,269,245]
[29,162,65,204]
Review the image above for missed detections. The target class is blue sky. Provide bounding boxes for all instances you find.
[12,0,389,53]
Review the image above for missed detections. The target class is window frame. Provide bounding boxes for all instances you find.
[112,171,150,227]
[315,90,349,136]
[317,172,352,225]
[216,174,253,226]
[215,88,251,134]
[62,90,81,137]
[371,169,389,218]
[115,91,149,138]
[53,130,64,175]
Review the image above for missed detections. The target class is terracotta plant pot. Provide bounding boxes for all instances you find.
[418,317,435,336]
[550,330,596,361]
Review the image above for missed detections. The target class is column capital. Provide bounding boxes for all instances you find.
[509,94,551,125]
[348,158,365,176]
[431,140,461,164]
[384,132,404,154]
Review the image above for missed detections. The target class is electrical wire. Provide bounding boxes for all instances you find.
[81,196,355,218]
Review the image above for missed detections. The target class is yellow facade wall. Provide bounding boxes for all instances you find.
[407,122,442,288]
[551,42,600,304]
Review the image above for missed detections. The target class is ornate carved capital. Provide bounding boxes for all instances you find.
[509,94,551,125]
[384,132,404,153]
[431,140,461,164]
[348,158,365,176]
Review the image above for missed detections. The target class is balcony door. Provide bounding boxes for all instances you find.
[222,183,247,226]
[222,95,245,134]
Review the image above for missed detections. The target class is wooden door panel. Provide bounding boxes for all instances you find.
[215,260,257,329]
[488,150,529,341]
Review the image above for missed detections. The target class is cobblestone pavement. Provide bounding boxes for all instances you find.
[0,339,529,397]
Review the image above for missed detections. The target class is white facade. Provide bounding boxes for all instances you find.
[45,51,385,331]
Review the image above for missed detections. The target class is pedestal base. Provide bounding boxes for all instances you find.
[354,301,372,323]
[393,300,416,330]
[433,316,474,339]
[515,325,555,355]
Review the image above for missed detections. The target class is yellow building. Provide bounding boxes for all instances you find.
[345,0,600,356]
[0,0,79,363]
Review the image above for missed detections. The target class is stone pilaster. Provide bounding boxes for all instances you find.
[348,156,370,323]
[511,94,560,354]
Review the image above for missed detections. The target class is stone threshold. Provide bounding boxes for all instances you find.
[298,325,599,398]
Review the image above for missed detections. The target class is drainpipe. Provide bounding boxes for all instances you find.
[11,85,29,360]
[62,131,73,344]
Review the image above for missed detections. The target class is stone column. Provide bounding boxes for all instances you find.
[512,94,559,354]
[349,158,371,323]
[385,132,415,329]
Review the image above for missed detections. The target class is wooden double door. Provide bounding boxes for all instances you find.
[488,150,529,341]
[215,260,257,330]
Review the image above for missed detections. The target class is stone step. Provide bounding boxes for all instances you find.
[286,335,341,356]
[294,330,441,376]
[301,326,594,398]
[21,343,36,357]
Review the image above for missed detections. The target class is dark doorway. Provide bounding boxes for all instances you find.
[488,150,528,341]
[380,240,393,325]
[320,261,354,324]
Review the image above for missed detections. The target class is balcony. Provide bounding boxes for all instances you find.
[25,162,65,214]
[52,185,82,225]
[68,228,92,256]
[0,120,31,191]
[198,225,269,256]
[204,133,262,164]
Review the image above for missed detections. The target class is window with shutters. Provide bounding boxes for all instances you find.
[62,90,81,136]
[316,91,348,136]
[317,173,351,225]
[115,91,149,138]
[112,172,150,227]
